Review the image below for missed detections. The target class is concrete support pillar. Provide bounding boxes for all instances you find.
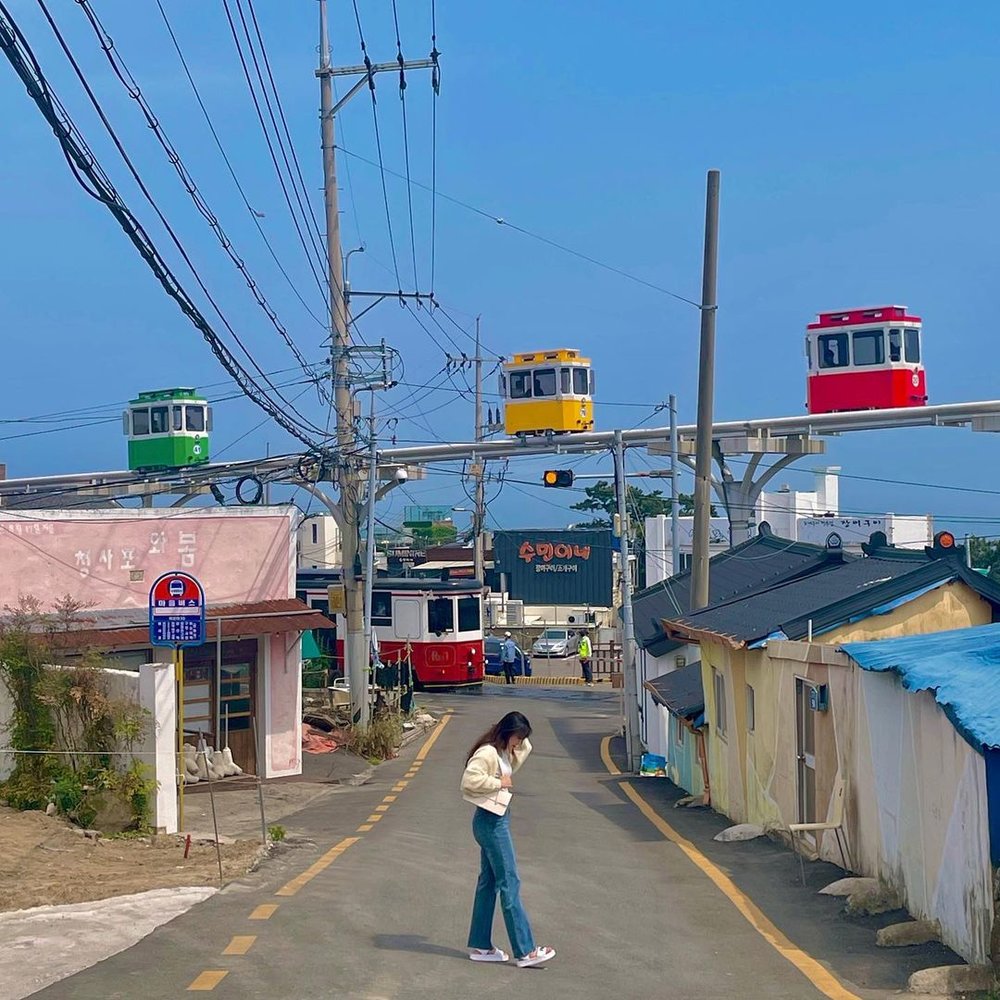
[139,662,177,834]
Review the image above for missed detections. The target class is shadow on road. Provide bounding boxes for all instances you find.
[372,933,469,962]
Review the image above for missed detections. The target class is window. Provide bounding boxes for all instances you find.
[852,329,884,366]
[818,333,849,369]
[532,368,557,397]
[428,596,454,634]
[458,596,481,633]
[186,406,205,432]
[560,368,572,393]
[573,367,589,395]
[509,371,531,399]
[311,522,318,544]
[713,667,727,737]
[150,406,169,434]
[888,329,903,363]
[746,684,756,733]
[394,598,422,639]
[132,408,150,435]
[905,328,921,363]
[674,715,685,747]
[805,337,814,369]
[679,552,693,572]
[589,369,596,394]
[372,591,393,626]
[499,373,507,398]
[172,406,183,431]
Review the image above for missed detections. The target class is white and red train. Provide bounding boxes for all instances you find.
[806,305,926,414]
[296,571,484,689]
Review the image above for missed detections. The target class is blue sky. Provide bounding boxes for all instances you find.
[1,2,999,539]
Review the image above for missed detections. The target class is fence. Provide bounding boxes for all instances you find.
[592,641,622,677]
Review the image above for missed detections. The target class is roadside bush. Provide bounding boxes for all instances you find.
[350,714,404,763]
[0,597,154,831]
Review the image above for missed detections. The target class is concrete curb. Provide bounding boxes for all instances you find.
[907,964,995,994]
[484,675,609,687]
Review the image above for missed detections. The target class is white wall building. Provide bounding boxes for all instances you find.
[297,514,342,570]
[644,467,933,588]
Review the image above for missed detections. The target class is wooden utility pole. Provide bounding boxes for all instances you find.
[614,430,641,771]
[691,170,721,610]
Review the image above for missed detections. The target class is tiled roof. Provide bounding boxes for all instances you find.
[644,662,704,719]
[663,552,1000,649]
[632,531,843,653]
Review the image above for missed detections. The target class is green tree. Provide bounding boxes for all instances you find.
[570,482,712,588]
[968,536,1000,582]
[569,480,700,528]
[410,521,458,550]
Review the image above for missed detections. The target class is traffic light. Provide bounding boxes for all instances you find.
[542,470,574,488]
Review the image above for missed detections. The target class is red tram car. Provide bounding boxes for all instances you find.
[806,306,926,414]
[297,571,484,689]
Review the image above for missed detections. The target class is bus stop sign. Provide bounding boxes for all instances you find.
[149,571,206,647]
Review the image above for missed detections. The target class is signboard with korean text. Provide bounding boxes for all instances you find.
[149,571,206,648]
[493,529,613,607]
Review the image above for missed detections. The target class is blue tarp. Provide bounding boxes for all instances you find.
[841,621,1000,751]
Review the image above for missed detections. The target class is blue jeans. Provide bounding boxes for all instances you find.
[467,807,535,959]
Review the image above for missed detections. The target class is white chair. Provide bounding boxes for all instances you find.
[789,775,850,885]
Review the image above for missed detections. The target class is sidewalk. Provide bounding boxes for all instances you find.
[606,735,966,998]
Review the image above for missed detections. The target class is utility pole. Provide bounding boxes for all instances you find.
[669,394,680,576]
[614,429,641,771]
[472,317,486,584]
[318,1,366,726]
[316,4,433,726]
[691,169,721,610]
[362,393,379,686]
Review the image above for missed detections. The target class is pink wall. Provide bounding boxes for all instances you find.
[266,632,302,777]
[0,509,295,610]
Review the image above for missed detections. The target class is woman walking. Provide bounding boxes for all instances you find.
[461,711,555,968]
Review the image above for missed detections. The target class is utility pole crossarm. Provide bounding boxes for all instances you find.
[325,58,436,78]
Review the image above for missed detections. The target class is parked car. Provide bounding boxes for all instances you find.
[531,628,579,658]
[484,637,532,676]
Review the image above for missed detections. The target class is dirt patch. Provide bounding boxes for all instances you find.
[0,805,264,913]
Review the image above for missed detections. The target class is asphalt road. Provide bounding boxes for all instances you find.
[30,688,842,999]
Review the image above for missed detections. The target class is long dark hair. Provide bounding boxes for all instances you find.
[466,711,532,763]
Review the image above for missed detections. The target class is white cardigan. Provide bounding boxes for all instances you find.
[460,739,532,798]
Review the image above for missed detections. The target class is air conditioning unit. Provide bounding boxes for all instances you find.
[504,601,524,626]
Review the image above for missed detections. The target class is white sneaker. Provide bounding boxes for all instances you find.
[470,947,509,962]
[517,946,555,968]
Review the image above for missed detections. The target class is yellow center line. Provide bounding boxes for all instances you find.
[394,781,409,790]
[366,813,383,823]
[187,970,228,991]
[599,736,861,1000]
[414,712,451,761]
[223,936,256,956]
[249,904,278,920]
[357,823,374,832]
[274,836,360,897]
[382,794,398,803]
[375,804,390,812]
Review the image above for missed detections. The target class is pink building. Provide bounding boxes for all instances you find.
[0,507,325,778]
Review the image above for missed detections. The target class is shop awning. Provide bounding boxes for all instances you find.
[49,599,335,651]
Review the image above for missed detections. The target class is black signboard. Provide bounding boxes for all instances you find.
[493,529,613,607]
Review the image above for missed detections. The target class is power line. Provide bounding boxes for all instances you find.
[153,0,327,331]
[74,0,324,397]
[337,145,701,307]
[429,0,440,298]
[220,0,330,303]
[1,2,322,449]
[391,0,419,290]
[351,0,402,291]
[35,0,327,439]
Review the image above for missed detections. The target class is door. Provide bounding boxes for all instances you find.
[795,678,817,825]
[219,647,257,776]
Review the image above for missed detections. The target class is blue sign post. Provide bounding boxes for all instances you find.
[149,571,206,648]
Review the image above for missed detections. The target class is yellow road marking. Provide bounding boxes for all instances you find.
[249,904,278,920]
[275,836,361,897]
[393,782,407,791]
[382,794,398,803]
[357,823,374,832]
[366,813,382,823]
[404,771,418,777]
[187,970,228,991]
[375,804,390,812]
[599,737,861,1000]
[414,712,451,761]
[223,936,256,956]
